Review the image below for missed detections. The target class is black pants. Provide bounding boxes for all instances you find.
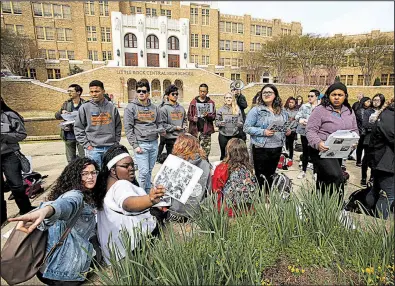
[285,132,296,160]
[300,135,309,172]
[218,133,239,160]
[37,272,83,286]
[157,136,166,158]
[252,146,282,192]
[309,147,344,201]
[356,135,365,164]
[361,144,370,180]
[1,152,32,223]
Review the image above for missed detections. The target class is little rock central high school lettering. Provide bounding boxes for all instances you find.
[116,70,194,77]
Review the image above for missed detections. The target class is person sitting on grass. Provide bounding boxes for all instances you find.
[212,138,259,217]
[9,157,100,285]
[95,144,166,265]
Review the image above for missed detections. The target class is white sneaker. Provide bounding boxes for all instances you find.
[307,163,314,170]
[297,171,306,179]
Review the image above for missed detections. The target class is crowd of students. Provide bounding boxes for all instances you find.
[1,79,393,284]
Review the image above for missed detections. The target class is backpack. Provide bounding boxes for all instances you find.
[343,184,376,216]
[271,172,292,200]
[6,172,47,200]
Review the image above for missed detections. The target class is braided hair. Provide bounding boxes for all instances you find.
[95,144,138,209]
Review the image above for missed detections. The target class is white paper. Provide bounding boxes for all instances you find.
[152,195,172,207]
[153,154,203,204]
[60,111,78,121]
[320,130,359,159]
[196,103,213,117]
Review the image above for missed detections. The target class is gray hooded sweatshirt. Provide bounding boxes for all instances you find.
[74,98,122,148]
[124,98,164,149]
[215,105,243,137]
[160,102,187,139]
[169,155,212,218]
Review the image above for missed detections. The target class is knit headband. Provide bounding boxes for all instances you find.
[326,82,348,96]
[107,153,131,169]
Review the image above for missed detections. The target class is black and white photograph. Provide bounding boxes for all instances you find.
[333,138,344,144]
[153,154,204,204]
[196,103,214,117]
[320,130,360,158]
[340,146,350,152]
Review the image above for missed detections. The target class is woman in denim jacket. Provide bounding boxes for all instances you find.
[243,84,290,192]
[9,157,100,285]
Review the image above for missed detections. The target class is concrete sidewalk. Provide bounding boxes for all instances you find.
[1,135,364,285]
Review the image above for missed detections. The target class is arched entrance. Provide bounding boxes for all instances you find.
[163,79,171,93]
[127,78,137,102]
[174,79,183,102]
[151,79,161,102]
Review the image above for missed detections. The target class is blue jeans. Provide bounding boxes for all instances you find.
[373,170,394,219]
[85,146,111,169]
[134,140,158,193]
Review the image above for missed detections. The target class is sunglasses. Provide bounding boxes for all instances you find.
[137,90,147,94]
[171,92,179,96]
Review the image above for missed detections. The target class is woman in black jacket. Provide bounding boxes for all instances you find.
[368,97,394,219]
[355,97,371,167]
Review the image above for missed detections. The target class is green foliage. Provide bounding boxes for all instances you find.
[92,186,394,285]
[373,77,381,86]
[68,65,84,76]
[335,76,341,83]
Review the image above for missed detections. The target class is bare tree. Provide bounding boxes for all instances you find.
[353,34,394,86]
[319,36,350,85]
[292,34,326,84]
[259,35,297,83]
[283,73,304,97]
[1,29,38,76]
[241,50,266,83]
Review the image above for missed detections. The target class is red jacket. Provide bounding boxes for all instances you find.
[188,97,216,136]
[212,163,235,217]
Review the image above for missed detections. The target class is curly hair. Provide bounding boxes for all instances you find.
[223,138,253,173]
[47,157,99,205]
[172,133,207,161]
[95,144,138,210]
[256,84,283,114]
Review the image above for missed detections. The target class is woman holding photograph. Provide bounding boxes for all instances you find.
[212,138,259,217]
[306,82,358,201]
[169,133,212,221]
[295,89,320,179]
[95,144,165,265]
[9,157,100,285]
[243,84,290,191]
[215,92,244,160]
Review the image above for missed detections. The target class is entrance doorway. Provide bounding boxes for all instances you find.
[147,53,159,67]
[125,53,138,66]
[168,54,180,68]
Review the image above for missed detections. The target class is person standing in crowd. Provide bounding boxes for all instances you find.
[284,97,299,165]
[169,133,212,221]
[368,96,394,219]
[295,89,320,179]
[216,92,244,160]
[9,157,100,285]
[355,96,372,184]
[212,138,258,217]
[244,84,290,191]
[352,93,364,114]
[55,84,86,163]
[124,80,164,193]
[355,96,372,168]
[306,82,358,200]
[296,95,304,109]
[160,84,187,156]
[232,87,248,141]
[157,93,169,162]
[74,80,122,167]
[187,83,216,158]
[1,97,34,224]
[96,145,165,264]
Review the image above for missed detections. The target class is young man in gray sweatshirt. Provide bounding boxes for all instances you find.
[160,84,187,156]
[124,81,165,193]
[74,80,122,167]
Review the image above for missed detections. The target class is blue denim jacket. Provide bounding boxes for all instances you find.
[37,190,96,281]
[243,105,288,148]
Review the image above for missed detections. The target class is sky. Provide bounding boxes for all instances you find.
[217,1,394,36]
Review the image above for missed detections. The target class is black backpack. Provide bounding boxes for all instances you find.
[343,185,376,216]
[271,172,292,200]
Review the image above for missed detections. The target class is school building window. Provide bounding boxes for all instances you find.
[84,1,94,15]
[47,69,61,79]
[381,74,388,85]
[1,1,22,14]
[190,7,198,24]
[88,50,99,61]
[102,51,112,61]
[101,27,111,42]
[190,34,198,48]
[99,0,108,16]
[86,26,97,41]
[202,35,209,48]
[231,73,241,80]
[357,75,364,86]
[202,8,209,25]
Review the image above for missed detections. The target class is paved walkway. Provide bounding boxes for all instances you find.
[1,135,365,285]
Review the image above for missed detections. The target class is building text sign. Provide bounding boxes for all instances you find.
[117,70,194,76]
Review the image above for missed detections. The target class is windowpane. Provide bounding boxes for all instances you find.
[53,4,62,18]
[232,41,237,51]
[43,3,52,17]
[65,29,73,41]
[39,49,47,59]
[357,75,364,85]
[93,51,98,61]
[58,50,66,58]
[33,3,42,16]
[381,74,388,85]
[389,74,394,86]
[346,75,353,86]
[2,1,12,13]
[232,23,237,33]
[225,22,231,33]
[238,41,243,51]
[146,35,159,49]
[13,1,22,14]
[45,27,55,40]
[29,69,37,79]
[36,27,45,39]
[55,69,61,79]
[63,5,71,19]
[102,51,107,61]
[57,28,65,41]
[219,22,224,32]
[67,50,75,60]
[47,69,54,79]
[108,51,112,60]
[99,0,108,16]
[88,50,93,60]
[168,36,179,50]
[16,25,24,35]
[219,40,225,51]
[47,49,56,59]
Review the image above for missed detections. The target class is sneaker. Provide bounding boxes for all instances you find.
[360,178,367,187]
[287,159,293,167]
[297,171,306,179]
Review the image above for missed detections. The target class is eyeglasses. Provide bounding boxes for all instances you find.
[262,91,274,96]
[81,170,99,178]
[137,90,148,94]
[116,163,135,171]
[171,92,179,96]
